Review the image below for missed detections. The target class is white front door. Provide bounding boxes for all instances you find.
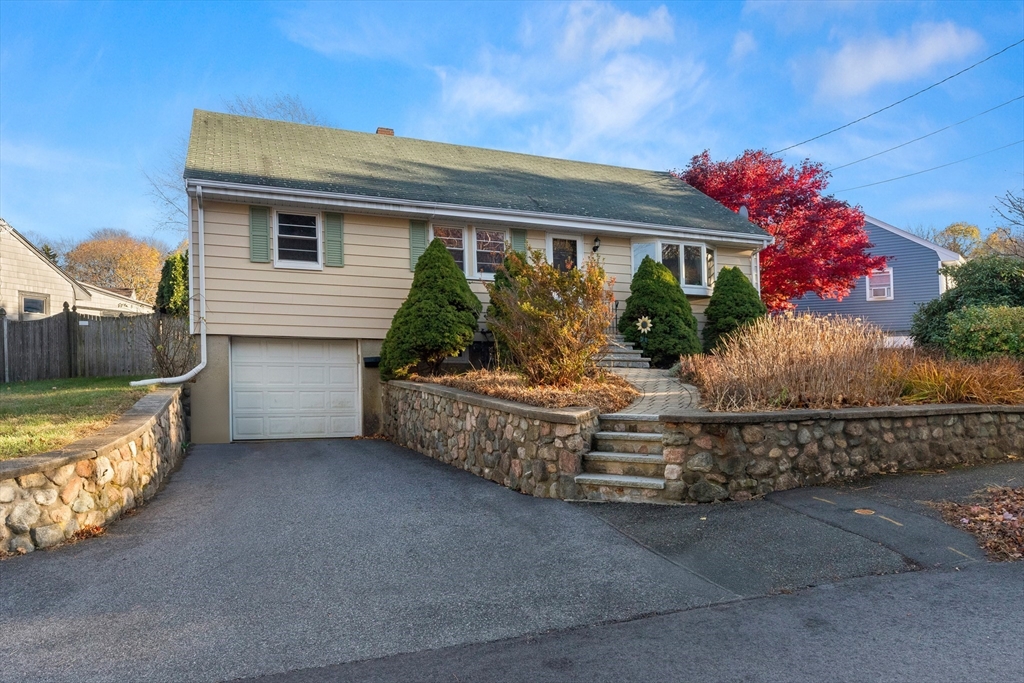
[230,338,360,440]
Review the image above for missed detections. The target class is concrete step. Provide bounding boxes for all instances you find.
[574,473,665,490]
[596,360,651,369]
[598,414,663,434]
[593,431,662,454]
[600,351,647,361]
[583,452,666,477]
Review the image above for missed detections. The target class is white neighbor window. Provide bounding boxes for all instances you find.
[275,211,321,269]
[866,268,894,301]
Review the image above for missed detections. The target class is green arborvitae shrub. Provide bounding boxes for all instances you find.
[155,251,189,315]
[945,306,1024,359]
[380,239,482,381]
[701,266,766,352]
[618,256,701,367]
[910,255,1024,348]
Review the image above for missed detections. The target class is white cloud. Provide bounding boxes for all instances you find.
[439,71,532,117]
[278,6,419,61]
[818,22,984,98]
[730,30,757,63]
[559,1,674,60]
[0,140,115,172]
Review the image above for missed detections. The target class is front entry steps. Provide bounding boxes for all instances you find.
[575,415,677,503]
[597,334,651,369]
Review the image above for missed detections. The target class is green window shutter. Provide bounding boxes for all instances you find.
[409,220,428,270]
[324,212,345,267]
[249,206,271,263]
[511,228,527,254]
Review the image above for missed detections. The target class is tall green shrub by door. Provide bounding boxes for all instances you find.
[702,266,766,352]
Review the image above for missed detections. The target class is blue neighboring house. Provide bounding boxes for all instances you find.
[792,216,964,337]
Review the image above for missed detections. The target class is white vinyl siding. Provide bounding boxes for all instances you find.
[231,338,360,440]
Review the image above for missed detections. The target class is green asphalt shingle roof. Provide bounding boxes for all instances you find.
[185,110,769,239]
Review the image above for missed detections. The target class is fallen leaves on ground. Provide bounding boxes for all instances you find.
[415,369,639,414]
[932,487,1023,561]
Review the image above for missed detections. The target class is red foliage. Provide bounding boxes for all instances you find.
[680,150,886,311]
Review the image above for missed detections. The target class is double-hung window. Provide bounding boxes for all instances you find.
[661,242,708,288]
[275,212,321,269]
[433,226,466,272]
[866,268,894,301]
[474,228,506,277]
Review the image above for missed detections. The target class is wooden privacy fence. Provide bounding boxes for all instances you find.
[0,304,160,382]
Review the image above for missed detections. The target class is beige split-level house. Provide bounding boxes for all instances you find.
[182,111,772,443]
[0,219,153,321]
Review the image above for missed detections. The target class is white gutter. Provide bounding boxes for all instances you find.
[131,186,207,386]
[187,178,775,248]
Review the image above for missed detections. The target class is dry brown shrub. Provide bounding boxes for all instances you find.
[416,369,639,414]
[892,354,1024,404]
[681,314,904,411]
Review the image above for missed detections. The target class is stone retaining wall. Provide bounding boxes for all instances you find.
[384,381,598,499]
[661,404,1023,503]
[1,387,187,554]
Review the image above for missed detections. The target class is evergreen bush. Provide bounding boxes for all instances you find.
[618,256,700,367]
[701,266,766,351]
[910,255,1024,348]
[155,251,189,315]
[380,239,482,381]
[945,306,1024,359]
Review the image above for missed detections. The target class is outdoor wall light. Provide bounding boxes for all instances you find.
[592,237,601,252]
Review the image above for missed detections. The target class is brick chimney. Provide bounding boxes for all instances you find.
[376,127,394,136]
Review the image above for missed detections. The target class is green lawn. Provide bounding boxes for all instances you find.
[0,377,154,460]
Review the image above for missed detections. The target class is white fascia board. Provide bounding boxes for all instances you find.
[187,179,774,249]
[865,215,965,263]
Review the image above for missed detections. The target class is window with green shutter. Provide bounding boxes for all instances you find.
[249,206,271,263]
[409,220,428,270]
[511,228,527,254]
[324,213,344,267]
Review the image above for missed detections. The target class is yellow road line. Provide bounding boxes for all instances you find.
[812,496,836,505]
[948,546,973,560]
[878,515,904,527]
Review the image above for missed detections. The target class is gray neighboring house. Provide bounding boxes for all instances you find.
[792,216,964,336]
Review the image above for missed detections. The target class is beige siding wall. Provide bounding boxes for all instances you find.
[77,287,153,316]
[193,200,758,337]
[0,230,77,319]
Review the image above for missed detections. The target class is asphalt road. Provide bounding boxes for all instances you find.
[1,441,1020,683]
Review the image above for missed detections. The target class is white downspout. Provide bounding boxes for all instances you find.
[131,185,207,386]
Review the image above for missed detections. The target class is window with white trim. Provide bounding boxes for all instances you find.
[20,293,47,315]
[866,268,894,301]
[549,234,582,272]
[275,212,321,268]
[661,242,707,287]
[433,226,466,273]
[474,228,506,277]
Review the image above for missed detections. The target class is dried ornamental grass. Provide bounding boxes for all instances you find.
[415,370,639,414]
[893,355,1024,405]
[681,314,904,411]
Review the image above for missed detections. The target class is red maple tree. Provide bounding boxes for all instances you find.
[680,150,885,311]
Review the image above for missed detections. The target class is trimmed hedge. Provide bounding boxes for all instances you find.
[911,255,1024,348]
[946,306,1024,359]
[380,239,482,381]
[702,266,766,352]
[618,256,700,367]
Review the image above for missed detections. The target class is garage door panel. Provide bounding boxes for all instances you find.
[231,338,359,440]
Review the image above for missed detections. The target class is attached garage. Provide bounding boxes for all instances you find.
[230,338,361,440]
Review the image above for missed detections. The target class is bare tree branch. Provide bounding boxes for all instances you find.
[224,94,326,125]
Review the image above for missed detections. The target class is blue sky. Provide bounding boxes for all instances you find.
[1,0,1022,247]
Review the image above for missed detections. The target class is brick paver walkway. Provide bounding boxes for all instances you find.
[609,367,703,416]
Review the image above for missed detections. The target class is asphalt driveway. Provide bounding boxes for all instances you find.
[1,440,1021,683]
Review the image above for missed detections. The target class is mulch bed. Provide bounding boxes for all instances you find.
[414,369,639,414]
[932,487,1023,561]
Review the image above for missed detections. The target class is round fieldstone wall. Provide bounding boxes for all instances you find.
[661,405,1023,504]
[0,387,188,555]
[383,381,598,499]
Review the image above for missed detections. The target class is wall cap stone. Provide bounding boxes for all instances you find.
[389,380,599,424]
[0,386,182,481]
[661,402,1024,425]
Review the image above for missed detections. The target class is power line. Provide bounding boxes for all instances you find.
[771,38,1024,155]
[832,139,1024,192]
[829,95,1024,171]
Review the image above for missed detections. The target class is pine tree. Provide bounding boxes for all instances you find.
[702,266,767,351]
[618,256,700,367]
[155,251,189,315]
[380,239,482,380]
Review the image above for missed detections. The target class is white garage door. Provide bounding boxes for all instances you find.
[231,338,360,440]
